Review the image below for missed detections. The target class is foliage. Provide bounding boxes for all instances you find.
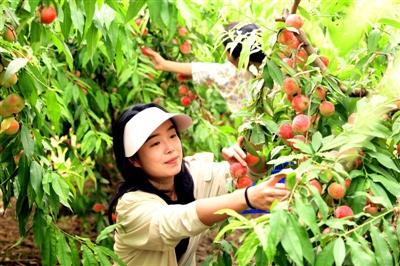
[1,0,400,265]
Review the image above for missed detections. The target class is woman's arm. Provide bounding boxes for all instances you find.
[141,47,192,75]
[195,175,289,226]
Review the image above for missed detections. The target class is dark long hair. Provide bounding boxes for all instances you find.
[222,22,266,63]
[108,103,195,261]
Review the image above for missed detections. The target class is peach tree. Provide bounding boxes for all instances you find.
[205,0,400,265]
[0,0,236,265]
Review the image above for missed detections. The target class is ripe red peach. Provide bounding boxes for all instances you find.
[230,162,248,179]
[319,101,335,117]
[292,114,310,133]
[283,77,301,96]
[334,205,353,218]
[278,123,294,140]
[327,182,346,200]
[285,14,304,29]
[291,94,310,113]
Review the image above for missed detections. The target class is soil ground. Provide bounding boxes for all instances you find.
[0,198,219,265]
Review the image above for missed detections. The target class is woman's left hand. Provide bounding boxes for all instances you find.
[221,136,247,166]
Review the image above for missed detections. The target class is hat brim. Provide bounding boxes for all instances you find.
[123,107,192,157]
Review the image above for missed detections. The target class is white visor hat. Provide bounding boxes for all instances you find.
[123,107,192,157]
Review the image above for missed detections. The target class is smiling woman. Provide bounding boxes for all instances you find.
[108,103,289,266]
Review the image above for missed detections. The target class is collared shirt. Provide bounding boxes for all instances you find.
[113,152,231,266]
[192,61,254,112]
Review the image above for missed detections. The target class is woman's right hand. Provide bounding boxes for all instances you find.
[246,175,290,210]
[141,47,166,71]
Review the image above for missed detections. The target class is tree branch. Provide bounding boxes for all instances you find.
[291,0,302,14]
[297,30,327,72]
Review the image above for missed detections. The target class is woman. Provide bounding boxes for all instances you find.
[142,23,266,112]
[108,103,289,266]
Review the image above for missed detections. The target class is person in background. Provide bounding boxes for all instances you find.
[142,23,266,112]
[108,102,289,266]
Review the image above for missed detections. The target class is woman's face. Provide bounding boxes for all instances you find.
[133,119,183,180]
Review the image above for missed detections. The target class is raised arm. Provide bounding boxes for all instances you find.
[195,175,289,226]
[141,47,193,75]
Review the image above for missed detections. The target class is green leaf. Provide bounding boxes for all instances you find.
[56,232,72,266]
[347,237,377,266]
[333,237,346,266]
[266,209,287,261]
[45,90,62,134]
[369,152,400,173]
[288,215,314,265]
[382,220,399,265]
[94,247,112,266]
[236,232,259,266]
[370,226,393,266]
[95,246,125,266]
[147,0,162,27]
[51,173,71,209]
[266,60,283,86]
[378,18,400,28]
[369,174,400,197]
[250,124,265,145]
[68,238,80,266]
[311,132,323,152]
[281,216,303,266]
[29,161,43,201]
[315,241,334,266]
[294,195,319,235]
[126,0,146,22]
[84,0,96,31]
[96,224,119,243]
[69,0,85,34]
[81,245,98,266]
[20,124,34,158]
[50,34,73,70]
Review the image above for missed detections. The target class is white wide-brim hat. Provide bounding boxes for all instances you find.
[123,107,192,157]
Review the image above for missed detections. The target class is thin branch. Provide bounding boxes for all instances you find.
[291,0,302,14]
[297,29,328,72]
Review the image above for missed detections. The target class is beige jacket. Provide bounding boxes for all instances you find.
[113,152,231,266]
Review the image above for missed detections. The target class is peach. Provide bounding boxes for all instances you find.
[4,94,24,114]
[282,57,294,68]
[245,153,260,167]
[285,14,304,29]
[315,86,326,101]
[327,182,346,200]
[179,40,191,54]
[178,85,189,95]
[180,96,191,107]
[319,101,335,116]
[320,56,329,67]
[334,205,353,218]
[230,161,248,179]
[291,94,310,113]
[236,176,253,189]
[1,117,20,135]
[309,179,322,194]
[292,114,310,133]
[178,27,188,36]
[278,123,294,140]
[283,77,301,96]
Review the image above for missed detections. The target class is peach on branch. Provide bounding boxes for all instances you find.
[282,58,294,68]
[178,85,189,95]
[229,161,248,179]
[0,72,18,88]
[292,114,310,133]
[179,40,191,54]
[0,101,12,117]
[315,86,327,101]
[319,101,335,117]
[320,56,329,67]
[1,117,20,135]
[180,96,191,107]
[4,94,25,114]
[327,182,346,200]
[278,123,294,140]
[334,205,353,218]
[40,6,57,24]
[178,27,188,37]
[285,14,304,29]
[291,94,310,113]
[4,26,16,42]
[309,179,322,194]
[236,176,253,189]
[283,77,301,96]
[278,29,300,49]
[245,153,260,167]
